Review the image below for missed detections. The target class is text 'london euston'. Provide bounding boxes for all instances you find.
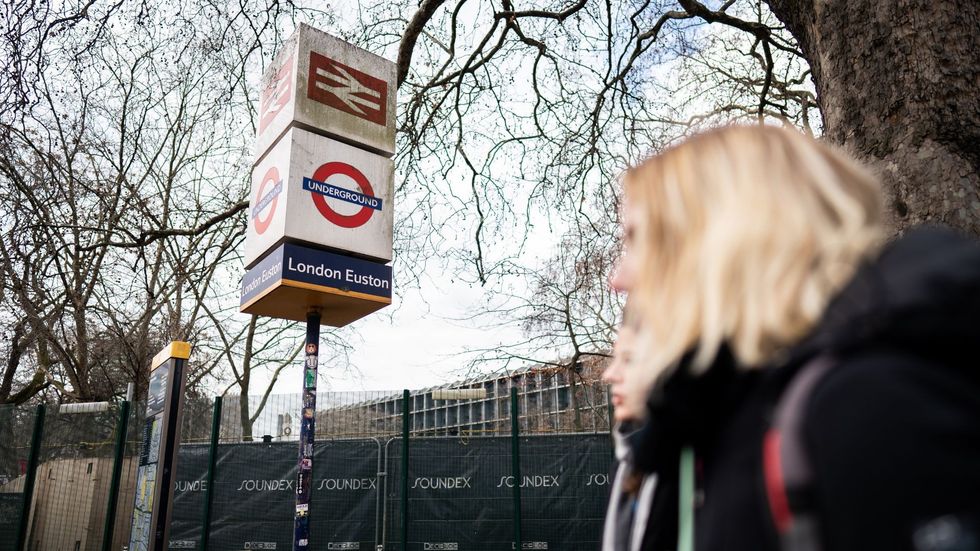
[287,258,390,290]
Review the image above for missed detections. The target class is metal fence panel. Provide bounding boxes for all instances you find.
[0,405,36,551]
[5,382,614,551]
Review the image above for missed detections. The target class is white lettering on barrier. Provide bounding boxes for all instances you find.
[423,544,458,550]
[410,477,472,490]
[236,479,294,492]
[316,478,377,491]
[174,480,208,493]
[495,475,560,489]
[585,473,609,486]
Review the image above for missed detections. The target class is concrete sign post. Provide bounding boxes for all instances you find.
[241,23,396,551]
[128,342,192,551]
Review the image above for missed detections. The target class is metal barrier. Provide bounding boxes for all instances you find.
[1,381,613,551]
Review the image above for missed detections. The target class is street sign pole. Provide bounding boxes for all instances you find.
[294,310,320,551]
[244,25,397,551]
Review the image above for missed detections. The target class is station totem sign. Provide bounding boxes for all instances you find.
[242,23,396,326]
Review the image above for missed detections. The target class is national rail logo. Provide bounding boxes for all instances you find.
[259,56,293,134]
[307,51,387,126]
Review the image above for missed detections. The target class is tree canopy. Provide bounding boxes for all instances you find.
[1,0,976,406]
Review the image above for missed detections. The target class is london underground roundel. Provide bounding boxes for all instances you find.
[304,162,380,229]
[252,166,282,235]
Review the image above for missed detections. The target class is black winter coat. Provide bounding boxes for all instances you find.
[615,226,980,551]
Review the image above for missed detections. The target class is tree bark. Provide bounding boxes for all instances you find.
[764,0,980,235]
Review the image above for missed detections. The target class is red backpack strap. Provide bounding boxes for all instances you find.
[764,356,835,550]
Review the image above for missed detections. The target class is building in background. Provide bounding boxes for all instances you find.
[315,356,612,439]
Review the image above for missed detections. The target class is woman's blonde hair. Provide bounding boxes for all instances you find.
[625,124,884,386]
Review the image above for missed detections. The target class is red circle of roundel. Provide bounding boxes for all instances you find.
[253,166,280,235]
[309,162,376,229]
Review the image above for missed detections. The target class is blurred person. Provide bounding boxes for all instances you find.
[602,315,677,551]
[608,124,980,551]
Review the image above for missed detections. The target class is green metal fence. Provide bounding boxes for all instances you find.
[1,380,613,551]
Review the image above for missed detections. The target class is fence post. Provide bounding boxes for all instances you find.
[101,400,131,551]
[200,396,222,551]
[400,389,410,551]
[16,404,45,551]
[606,386,615,457]
[510,386,522,551]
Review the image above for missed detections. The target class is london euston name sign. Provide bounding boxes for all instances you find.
[241,242,392,326]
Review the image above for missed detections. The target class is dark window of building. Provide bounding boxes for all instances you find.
[558,387,571,410]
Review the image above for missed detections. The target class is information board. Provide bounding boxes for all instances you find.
[128,342,191,551]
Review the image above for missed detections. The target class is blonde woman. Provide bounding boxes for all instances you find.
[608,125,980,551]
[602,315,676,551]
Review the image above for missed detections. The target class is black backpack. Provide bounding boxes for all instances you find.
[762,356,980,551]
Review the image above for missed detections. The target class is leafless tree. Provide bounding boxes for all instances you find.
[366,0,976,375]
[0,0,346,406]
[4,0,976,406]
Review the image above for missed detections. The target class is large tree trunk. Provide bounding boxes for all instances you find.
[764,0,980,236]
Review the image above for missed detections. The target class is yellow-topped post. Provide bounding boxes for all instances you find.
[151,341,192,370]
[128,341,193,551]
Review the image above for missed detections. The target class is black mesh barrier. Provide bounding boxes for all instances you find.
[209,441,296,550]
[184,440,382,550]
[0,493,22,551]
[5,382,615,551]
[310,439,381,550]
[160,434,612,551]
[387,436,514,551]
[385,435,613,551]
[519,434,613,550]
[168,443,209,549]
[0,405,35,551]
